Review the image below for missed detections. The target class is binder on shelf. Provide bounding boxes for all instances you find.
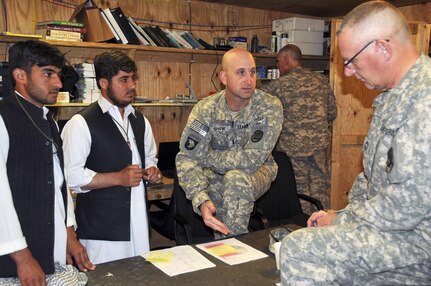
[69,0,115,43]
[101,8,128,44]
[110,6,140,45]
[136,26,157,46]
[191,33,213,50]
[100,8,121,43]
[153,25,176,47]
[164,29,185,48]
[181,32,203,49]
[142,25,166,47]
[127,17,152,46]
[168,30,193,49]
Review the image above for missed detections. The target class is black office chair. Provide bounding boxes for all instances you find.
[150,170,214,246]
[248,150,324,231]
[151,150,324,245]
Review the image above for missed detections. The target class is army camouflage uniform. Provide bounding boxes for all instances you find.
[176,89,283,236]
[261,67,337,213]
[280,55,431,285]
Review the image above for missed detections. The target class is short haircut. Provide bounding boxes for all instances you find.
[278,44,302,64]
[337,1,410,41]
[94,50,137,89]
[8,40,66,87]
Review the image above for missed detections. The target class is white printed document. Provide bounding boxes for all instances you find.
[196,238,268,265]
[142,245,215,277]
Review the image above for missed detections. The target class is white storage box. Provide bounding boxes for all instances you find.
[282,42,324,56]
[273,17,325,33]
[279,30,323,44]
[283,17,325,32]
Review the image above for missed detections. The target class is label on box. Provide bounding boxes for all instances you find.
[228,36,247,42]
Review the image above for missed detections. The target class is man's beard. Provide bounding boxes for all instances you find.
[106,85,134,108]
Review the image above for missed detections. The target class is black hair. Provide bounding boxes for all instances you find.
[279,44,303,64]
[8,40,66,87]
[94,50,137,89]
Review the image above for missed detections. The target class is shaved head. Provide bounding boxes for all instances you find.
[221,48,255,72]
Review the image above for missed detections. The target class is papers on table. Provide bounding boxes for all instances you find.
[196,238,268,265]
[142,245,215,277]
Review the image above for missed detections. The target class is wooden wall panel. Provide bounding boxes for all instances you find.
[1,0,429,201]
[331,145,363,210]
[136,105,194,146]
[399,3,431,22]
[138,61,190,100]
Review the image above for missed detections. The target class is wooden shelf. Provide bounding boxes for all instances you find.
[47,102,196,108]
[0,35,328,67]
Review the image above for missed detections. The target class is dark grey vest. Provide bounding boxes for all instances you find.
[76,102,147,241]
[0,94,67,277]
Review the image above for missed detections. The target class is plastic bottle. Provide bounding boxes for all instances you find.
[270,31,277,53]
[251,35,259,53]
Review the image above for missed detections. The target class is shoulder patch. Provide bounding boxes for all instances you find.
[185,136,199,150]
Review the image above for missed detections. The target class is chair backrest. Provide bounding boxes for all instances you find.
[253,150,303,221]
[173,170,214,245]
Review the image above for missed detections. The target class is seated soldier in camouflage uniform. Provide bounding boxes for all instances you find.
[280,2,431,285]
[176,48,283,237]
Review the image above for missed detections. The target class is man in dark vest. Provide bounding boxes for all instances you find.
[61,50,162,264]
[0,41,95,285]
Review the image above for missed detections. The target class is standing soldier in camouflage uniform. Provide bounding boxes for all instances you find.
[280,2,431,285]
[261,44,337,213]
[176,48,283,237]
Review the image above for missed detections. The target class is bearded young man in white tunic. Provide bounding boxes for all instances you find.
[62,51,162,264]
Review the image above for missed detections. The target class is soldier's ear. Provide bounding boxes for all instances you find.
[219,70,227,86]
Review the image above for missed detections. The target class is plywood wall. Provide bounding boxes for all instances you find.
[0,0,301,144]
[0,1,429,204]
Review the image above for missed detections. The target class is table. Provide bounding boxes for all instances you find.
[147,177,173,201]
[86,228,282,285]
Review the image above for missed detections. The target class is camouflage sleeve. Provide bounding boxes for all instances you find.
[333,172,368,224]
[259,80,277,96]
[337,109,431,230]
[176,101,213,213]
[202,99,283,174]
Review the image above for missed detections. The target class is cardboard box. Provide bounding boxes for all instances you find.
[272,19,284,32]
[282,42,323,56]
[279,30,323,44]
[56,91,70,103]
[228,36,248,50]
[69,0,115,43]
[272,17,325,32]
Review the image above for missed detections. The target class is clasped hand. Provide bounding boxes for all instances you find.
[118,165,162,187]
[307,210,336,227]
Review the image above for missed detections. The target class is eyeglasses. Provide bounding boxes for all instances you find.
[344,40,376,68]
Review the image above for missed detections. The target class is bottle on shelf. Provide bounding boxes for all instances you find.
[250,35,259,53]
[270,31,277,53]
